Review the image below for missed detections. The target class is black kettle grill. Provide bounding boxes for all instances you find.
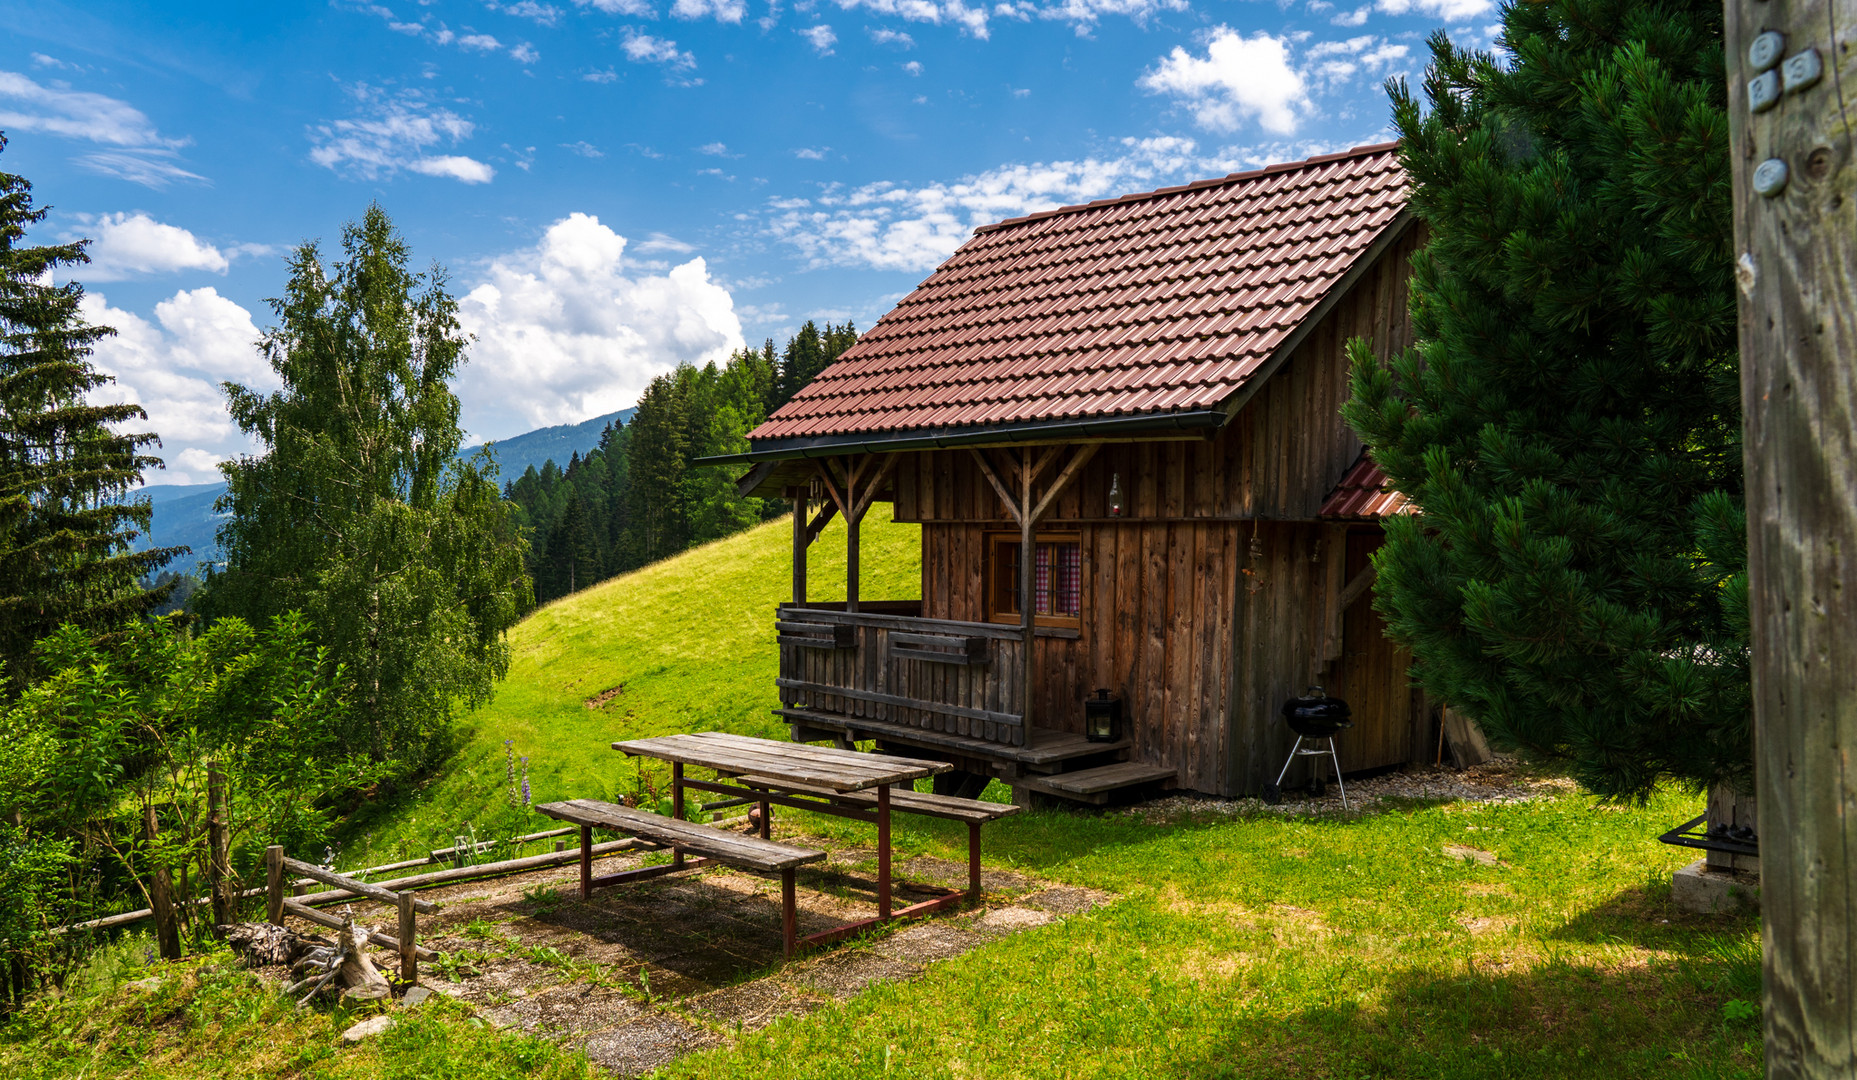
[1264,687,1353,807]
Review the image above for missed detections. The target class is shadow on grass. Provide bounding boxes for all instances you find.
[1164,958,1762,1080]
[1548,880,1760,956]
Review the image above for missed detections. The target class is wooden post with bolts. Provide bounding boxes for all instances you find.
[265,845,285,925]
[207,762,232,928]
[1724,1,1857,1075]
[397,891,418,985]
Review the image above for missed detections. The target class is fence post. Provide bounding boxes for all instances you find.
[207,762,232,928]
[145,805,182,960]
[265,845,285,925]
[397,891,417,984]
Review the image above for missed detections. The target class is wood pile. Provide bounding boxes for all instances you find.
[222,918,397,1006]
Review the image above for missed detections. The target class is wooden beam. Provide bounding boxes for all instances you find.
[805,501,838,544]
[815,463,849,517]
[968,448,1024,525]
[1020,446,1036,739]
[1028,443,1100,525]
[1338,565,1376,612]
[1319,524,1349,666]
[850,455,899,524]
[1725,1,1857,1073]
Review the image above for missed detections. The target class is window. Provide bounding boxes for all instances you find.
[986,533,1082,625]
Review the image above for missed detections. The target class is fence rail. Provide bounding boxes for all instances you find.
[776,604,1027,746]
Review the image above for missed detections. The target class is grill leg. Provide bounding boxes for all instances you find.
[1327,738,1349,809]
[1273,736,1306,788]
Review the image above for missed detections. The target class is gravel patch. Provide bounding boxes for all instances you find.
[1121,759,1577,822]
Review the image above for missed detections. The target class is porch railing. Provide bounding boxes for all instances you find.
[774,604,1027,747]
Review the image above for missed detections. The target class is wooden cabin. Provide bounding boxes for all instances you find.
[710,143,1430,804]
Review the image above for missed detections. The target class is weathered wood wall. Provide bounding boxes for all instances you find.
[885,224,1425,795]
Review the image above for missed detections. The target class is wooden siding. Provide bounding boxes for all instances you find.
[920,519,1238,793]
[877,224,1425,795]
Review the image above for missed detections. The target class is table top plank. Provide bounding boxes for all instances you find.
[611,731,950,791]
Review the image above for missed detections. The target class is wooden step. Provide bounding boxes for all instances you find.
[1014,762,1176,805]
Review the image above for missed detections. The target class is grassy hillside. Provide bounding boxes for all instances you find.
[338,507,921,865]
[3,502,1764,1079]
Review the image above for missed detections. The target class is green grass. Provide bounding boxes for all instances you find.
[1,506,1764,1077]
[335,507,923,865]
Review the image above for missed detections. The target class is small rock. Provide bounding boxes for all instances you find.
[1442,844,1498,866]
[401,985,434,1008]
[340,1015,396,1042]
[124,977,163,993]
[342,983,392,1004]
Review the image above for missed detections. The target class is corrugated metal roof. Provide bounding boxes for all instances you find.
[748,143,1408,445]
[1319,451,1415,520]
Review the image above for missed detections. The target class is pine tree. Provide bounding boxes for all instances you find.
[0,135,182,687]
[540,492,599,601]
[1341,1,1746,799]
[200,204,531,769]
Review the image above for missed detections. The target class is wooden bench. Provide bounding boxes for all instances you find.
[729,777,1018,899]
[535,799,825,955]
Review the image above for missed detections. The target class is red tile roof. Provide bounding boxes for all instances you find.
[750,143,1408,445]
[1319,451,1416,520]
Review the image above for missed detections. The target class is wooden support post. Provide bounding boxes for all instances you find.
[145,805,181,960]
[266,844,285,925]
[1019,448,1036,740]
[781,867,797,958]
[579,825,593,899]
[1724,2,1857,1074]
[968,821,982,900]
[758,798,771,840]
[792,491,808,605]
[847,509,861,613]
[207,762,231,928]
[671,762,685,870]
[397,891,418,984]
[876,782,892,920]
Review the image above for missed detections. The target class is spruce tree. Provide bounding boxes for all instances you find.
[201,204,531,769]
[1342,1,1746,799]
[0,135,182,687]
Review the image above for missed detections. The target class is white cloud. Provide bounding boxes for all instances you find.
[511,42,541,63]
[1377,0,1492,19]
[584,67,619,82]
[498,1,563,23]
[562,139,604,157]
[794,146,829,159]
[799,24,837,53]
[636,231,696,253]
[841,0,1181,38]
[671,0,747,20]
[0,70,203,187]
[1331,5,1369,25]
[81,287,269,484]
[869,27,915,46]
[459,32,504,49]
[1141,28,1312,135]
[455,213,744,438]
[68,213,229,281]
[308,86,496,184]
[623,31,697,71]
[409,154,497,183]
[903,60,923,75]
[698,141,731,155]
[576,0,656,13]
[767,135,1340,273]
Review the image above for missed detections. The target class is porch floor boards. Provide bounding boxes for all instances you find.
[776,707,1127,767]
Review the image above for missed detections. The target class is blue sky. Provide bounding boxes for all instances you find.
[1,0,1497,483]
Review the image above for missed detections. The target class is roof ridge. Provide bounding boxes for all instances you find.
[972,141,1400,236]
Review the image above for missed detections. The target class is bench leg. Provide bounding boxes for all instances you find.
[671,762,685,871]
[968,821,982,901]
[579,824,592,900]
[877,783,891,920]
[782,867,797,958]
[758,798,771,840]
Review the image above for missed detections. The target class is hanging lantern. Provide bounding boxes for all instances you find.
[1084,688,1123,743]
[1108,472,1124,517]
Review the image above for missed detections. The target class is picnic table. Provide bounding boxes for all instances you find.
[538,731,1017,954]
